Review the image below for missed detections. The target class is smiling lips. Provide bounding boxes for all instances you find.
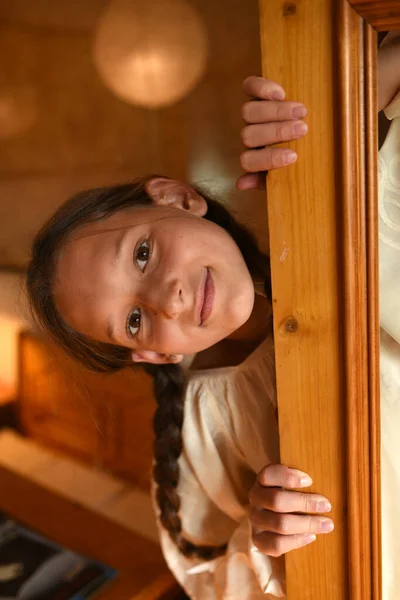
[199,268,215,325]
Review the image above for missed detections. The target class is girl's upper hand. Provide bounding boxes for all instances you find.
[237,76,308,191]
[249,464,334,557]
[378,31,400,112]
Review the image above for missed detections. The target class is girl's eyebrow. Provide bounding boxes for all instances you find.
[104,229,129,341]
[106,317,117,343]
[104,229,129,342]
[113,228,128,266]
[105,230,129,342]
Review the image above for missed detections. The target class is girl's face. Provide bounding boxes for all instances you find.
[54,178,255,364]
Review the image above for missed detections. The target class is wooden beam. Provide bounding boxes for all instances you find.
[258,0,380,597]
[348,0,400,30]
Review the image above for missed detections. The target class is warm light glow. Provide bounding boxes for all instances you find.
[0,317,21,397]
[0,273,29,396]
[189,150,234,197]
[0,85,37,138]
[93,0,208,109]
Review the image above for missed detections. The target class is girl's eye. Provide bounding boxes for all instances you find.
[135,239,151,272]
[127,308,141,338]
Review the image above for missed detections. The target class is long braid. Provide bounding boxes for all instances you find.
[145,362,227,560]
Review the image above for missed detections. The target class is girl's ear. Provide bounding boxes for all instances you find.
[145,177,207,217]
[131,349,184,365]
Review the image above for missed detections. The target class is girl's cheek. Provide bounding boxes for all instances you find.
[153,321,183,354]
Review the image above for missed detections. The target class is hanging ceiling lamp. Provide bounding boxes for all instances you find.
[93,0,208,109]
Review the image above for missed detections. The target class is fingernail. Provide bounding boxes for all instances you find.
[292,469,312,486]
[272,89,285,100]
[292,105,307,118]
[303,534,316,544]
[284,150,297,165]
[316,500,332,513]
[293,122,308,136]
[299,476,312,487]
[320,519,335,533]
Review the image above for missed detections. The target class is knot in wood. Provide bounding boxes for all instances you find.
[284,317,299,333]
[283,2,296,16]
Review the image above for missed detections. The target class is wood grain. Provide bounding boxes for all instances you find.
[18,331,156,490]
[364,22,382,600]
[337,5,377,598]
[258,0,381,598]
[349,0,400,30]
[258,1,347,596]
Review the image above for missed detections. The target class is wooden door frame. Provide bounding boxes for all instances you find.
[258,1,399,597]
[349,0,400,30]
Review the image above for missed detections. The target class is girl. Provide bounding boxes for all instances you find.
[26,79,332,599]
[27,32,400,599]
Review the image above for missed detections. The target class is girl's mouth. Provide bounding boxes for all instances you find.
[200,268,215,325]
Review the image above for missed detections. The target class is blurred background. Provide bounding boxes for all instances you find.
[0,2,268,597]
[0,0,268,397]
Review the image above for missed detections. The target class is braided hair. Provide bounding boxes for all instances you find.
[27,177,271,559]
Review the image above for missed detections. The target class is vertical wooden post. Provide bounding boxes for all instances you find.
[258,1,380,598]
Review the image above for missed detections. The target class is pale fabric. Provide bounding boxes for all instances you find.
[379,90,400,600]
[154,334,285,599]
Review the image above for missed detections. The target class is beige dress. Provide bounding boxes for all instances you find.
[155,334,285,599]
[379,91,400,600]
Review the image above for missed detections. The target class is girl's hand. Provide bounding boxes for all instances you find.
[378,31,400,112]
[249,464,334,557]
[237,76,308,191]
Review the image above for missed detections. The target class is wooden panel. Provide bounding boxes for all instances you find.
[258,0,380,598]
[18,332,101,460]
[349,0,400,30]
[338,7,380,599]
[18,331,156,489]
[100,372,156,489]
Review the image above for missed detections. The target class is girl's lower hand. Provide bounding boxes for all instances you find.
[237,76,308,191]
[249,464,334,557]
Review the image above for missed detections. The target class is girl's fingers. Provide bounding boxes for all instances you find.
[242,100,307,124]
[241,120,308,149]
[252,531,317,557]
[242,76,286,101]
[239,78,308,182]
[235,173,266,191]
[240,147,297,173]
[258,464,312,488]
[250,508,334,536]
[249,483,332,515]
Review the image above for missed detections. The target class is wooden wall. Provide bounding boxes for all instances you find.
[0,0,269,269]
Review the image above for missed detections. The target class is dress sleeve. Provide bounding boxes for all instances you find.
[152,359,285,599]
[155,512,285,600]
[379,91,400,344]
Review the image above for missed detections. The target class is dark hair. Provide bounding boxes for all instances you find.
[27,177,271,560]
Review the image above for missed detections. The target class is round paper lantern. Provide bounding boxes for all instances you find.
[93,0,208,109]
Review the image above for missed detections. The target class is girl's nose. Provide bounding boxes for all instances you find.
[145,279,184,319]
